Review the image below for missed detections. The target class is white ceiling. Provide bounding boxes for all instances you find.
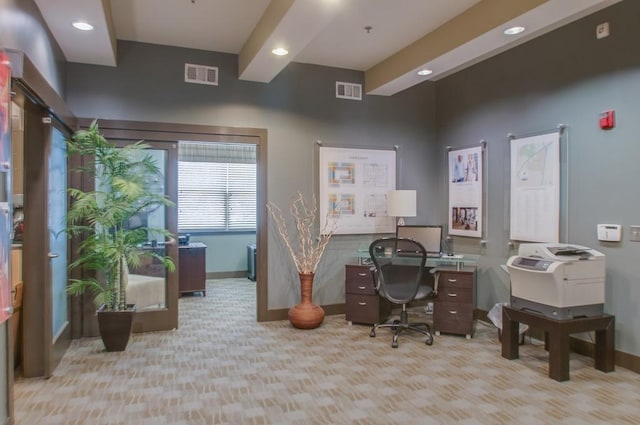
[34,0,621,96]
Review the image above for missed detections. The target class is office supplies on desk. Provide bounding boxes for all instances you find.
[507,243,605,319]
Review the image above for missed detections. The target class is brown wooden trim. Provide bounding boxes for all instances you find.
[77,118,266,140]
[75,119,271,326]
[21,102,48,377]
[206,271,247,279]
[6,319,14,423]
[322,303,344,317]
[265,308,289,322]
[263,303,345,323]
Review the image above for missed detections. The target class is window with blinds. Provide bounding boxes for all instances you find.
[178,142,256,232]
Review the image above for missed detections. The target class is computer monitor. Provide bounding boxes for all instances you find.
[396,225,443,257]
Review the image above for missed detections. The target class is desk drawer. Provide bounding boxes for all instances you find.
[434,301,474,335]
[438,271,473,291]
[437,287,472,304]
[345,294,388,324]
[345,266,376,295]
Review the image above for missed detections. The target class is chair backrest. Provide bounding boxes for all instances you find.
[368,237,429,305]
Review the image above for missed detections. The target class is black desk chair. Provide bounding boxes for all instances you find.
[368,237,434,348]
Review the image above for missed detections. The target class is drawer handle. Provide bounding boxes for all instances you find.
[449,310,458,314]
[358,273,367,276]
[358,301,367,306]
[447,293,457,297]
[447,278,457,283]
[358,285,367,290]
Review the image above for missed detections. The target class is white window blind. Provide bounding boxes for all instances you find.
[178,143,256,231]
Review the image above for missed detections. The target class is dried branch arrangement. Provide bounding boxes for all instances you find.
[267,192,338,274]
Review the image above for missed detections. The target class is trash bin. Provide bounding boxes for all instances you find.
[247,244,257,281]
[488,302,528,344]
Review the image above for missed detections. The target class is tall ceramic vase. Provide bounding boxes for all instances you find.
[288,272,325,329]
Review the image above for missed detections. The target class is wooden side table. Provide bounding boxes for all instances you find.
[501,305,614,381]
[179,242,207,296]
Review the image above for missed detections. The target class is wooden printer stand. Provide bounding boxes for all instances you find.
[501,305,615,382]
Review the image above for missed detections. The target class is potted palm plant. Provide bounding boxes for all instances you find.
[66,120,175,351]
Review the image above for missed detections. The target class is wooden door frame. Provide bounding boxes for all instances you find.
[19,98,72,377]
[73,118,273,333]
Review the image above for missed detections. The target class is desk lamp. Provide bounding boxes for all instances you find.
[387,190,416,226]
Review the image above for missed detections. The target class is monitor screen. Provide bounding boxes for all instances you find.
[396,225,442,256]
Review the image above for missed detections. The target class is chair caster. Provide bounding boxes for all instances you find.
[370,330,376,338]
[425,335,433,346]
[392,335,399,348]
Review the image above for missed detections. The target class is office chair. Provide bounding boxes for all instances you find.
[368,237,434,348]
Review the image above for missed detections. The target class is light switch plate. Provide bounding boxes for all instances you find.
[630,225,640,242]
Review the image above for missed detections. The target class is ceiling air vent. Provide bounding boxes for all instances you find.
[336,81,362,100]
[184,63,218,86]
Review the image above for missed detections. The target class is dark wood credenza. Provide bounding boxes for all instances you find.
[179,242,207,296]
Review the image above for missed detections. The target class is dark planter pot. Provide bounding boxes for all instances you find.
[97,304,136,352]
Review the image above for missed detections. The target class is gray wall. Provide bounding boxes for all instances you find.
[436,0,640,356]
[65,41,439,310]
[0,0,67,96]
[191,233,256,274]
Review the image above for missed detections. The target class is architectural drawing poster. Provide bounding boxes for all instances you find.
[448,146,482,237]
[319,147,395,234]
[510,131,560,242]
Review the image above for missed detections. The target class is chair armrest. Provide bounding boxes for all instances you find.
[369,266,380,292]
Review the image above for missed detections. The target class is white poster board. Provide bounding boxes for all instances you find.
[319,147,396,234]
[510,131,560,242]
[448,146,483,237]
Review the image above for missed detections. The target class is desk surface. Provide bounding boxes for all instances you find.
[356,249,479,267]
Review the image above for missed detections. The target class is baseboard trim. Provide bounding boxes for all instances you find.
[263,303,344,323]
[476,308,640,374]
[206,271,247,279]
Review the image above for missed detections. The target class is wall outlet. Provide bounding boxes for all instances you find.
[596,22,610,39]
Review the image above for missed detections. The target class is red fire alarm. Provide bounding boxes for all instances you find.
[599,110,615,129]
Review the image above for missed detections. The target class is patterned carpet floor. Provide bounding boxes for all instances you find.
[14,278,640,424]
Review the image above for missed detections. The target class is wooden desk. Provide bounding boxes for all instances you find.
[501,305,615,382]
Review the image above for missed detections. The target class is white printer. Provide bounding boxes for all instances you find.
[506,243,605,319]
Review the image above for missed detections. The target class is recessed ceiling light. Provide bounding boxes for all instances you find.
[417,69,433,76]
[271,48,289,56]
[504,26,525,35]
[72,22,94,31]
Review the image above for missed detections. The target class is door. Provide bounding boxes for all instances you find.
[47,124,71,370]
[114,141,179,333]
[21,102,71,377]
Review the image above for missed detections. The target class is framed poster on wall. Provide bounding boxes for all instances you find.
[510,131,560,243]
[319,146,396,235]
[448,146,482,238]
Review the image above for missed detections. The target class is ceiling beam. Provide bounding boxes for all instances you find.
[365,0,547,95]
[33,0,117,66]
[238,0,344,83]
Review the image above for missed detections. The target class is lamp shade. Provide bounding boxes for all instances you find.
[387,190,417,218]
